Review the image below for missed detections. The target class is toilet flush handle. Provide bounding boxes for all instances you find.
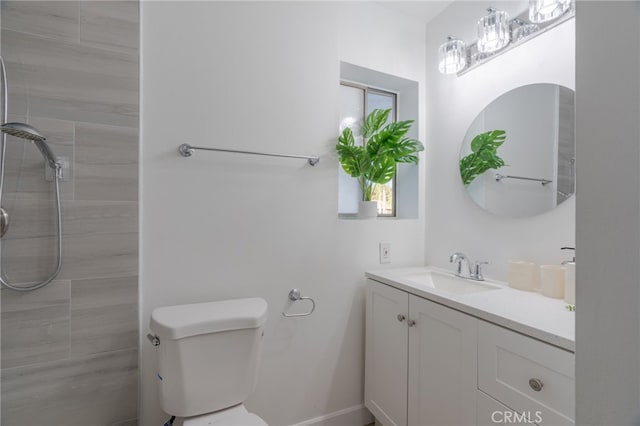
[147,333,160,346]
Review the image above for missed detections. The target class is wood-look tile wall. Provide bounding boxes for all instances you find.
[0,2,139,425]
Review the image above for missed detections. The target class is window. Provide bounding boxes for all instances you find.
[338,61,420,219]
[339,82,398,216]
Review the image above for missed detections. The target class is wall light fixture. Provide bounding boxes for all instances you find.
[529,0,571,23]
[477,7,510,53]
[438,36,467,75]
[437,2,573,76]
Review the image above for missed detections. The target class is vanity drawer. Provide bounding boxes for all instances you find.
[478,321,574,425]
[476,390,541,426]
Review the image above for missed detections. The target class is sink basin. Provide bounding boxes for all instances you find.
[403,270,502,295]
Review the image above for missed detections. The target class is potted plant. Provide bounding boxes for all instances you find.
[337,108,424,218]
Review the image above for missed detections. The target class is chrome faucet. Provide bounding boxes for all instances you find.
[449,252,469,277]
[449,252,488,281]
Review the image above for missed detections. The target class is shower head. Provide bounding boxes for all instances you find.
[1,122,58,169]
[1,122,46,141]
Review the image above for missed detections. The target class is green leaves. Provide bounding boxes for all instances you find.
[360,108,391,139]
[336,128,365,177]
[459,130,507,186]
[336,108,424,200]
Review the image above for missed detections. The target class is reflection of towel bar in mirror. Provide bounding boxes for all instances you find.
[495,173,552,186]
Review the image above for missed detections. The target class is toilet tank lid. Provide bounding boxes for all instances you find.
[150,298,268,340]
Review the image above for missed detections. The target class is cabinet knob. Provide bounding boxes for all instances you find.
[408,319,416,327]
[397,314,406,322]
[529,378,543,392]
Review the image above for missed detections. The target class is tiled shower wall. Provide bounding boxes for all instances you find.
[0,2,139,425]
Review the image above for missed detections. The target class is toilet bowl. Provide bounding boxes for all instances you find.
[149,298,268,425]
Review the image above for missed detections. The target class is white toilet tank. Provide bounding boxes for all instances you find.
[150,298,268,418]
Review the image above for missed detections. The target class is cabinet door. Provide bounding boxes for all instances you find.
[407,295,477,426]
[365,279,409,426]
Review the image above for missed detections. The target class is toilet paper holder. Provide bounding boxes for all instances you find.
[282,288,316,317]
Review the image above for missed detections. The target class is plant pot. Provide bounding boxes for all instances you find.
[358,200,378,219]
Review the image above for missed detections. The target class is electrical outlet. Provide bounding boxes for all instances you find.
[379,242,391,264]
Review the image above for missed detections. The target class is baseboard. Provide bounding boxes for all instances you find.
[290,404,374,426]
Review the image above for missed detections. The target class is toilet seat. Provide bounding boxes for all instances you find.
[179,404,267,426]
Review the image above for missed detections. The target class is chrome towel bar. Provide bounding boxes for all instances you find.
[178,143,320,166]
[282,288,316,317]
[495,173,552,186]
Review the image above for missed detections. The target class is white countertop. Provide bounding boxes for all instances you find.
[365,266,575,352]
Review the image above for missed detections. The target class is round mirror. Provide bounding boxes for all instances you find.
[459,84,575,218]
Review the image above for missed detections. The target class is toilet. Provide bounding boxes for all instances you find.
[149,298,268,426]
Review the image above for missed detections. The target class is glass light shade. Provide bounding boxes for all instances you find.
[529,0,571,23]
[438,37,467,75]
[477,8,510,53]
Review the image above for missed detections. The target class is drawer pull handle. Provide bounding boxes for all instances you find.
[397,314,406,322]
[529,378,544,392]
[408,319,416,327]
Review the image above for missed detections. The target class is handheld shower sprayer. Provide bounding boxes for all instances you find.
[0,55,63,292]
[0,122,59,171]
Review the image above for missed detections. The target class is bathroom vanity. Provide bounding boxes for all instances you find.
[364,267,575,426]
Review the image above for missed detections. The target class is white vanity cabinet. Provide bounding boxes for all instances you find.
[365,278,575,426]
[365,279,477,426]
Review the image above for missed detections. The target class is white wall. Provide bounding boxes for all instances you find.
[424,1,575,281]
[140,3,426,426]
[575,2,640,425]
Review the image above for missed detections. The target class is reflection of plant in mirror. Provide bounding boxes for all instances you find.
[336,108,424,201]
[459,130,507,186]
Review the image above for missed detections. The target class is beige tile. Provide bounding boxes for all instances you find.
[1,1,79,42]
[71,276,138,355]
[1,280,70,368]
[0,198,58,240]
[71,302,138,355]
[62,232,138,280]
[75,122,138,201]
[0,279,69,313]
[1,235,61,283]
[3,30,138,127]
[1,349,138,426]
[6,92,27,117]
[3,29,135,78]
[71,275,137,309]
[63,200,138,236]
[80,1,139,54]
[28,116,75,146]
